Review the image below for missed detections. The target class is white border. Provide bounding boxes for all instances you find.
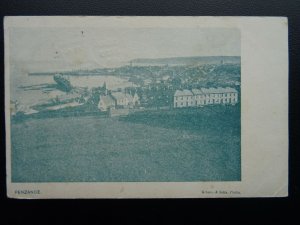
[5,16,288,198]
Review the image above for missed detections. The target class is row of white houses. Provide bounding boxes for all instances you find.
[174,87,238,108]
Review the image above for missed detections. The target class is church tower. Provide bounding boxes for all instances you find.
[103,82,108,95]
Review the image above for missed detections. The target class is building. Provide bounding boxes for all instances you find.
[132,92,140,106]
[174,90,194,108]
[111,92,131,107]
[191,88,205,106]
[98,92,140,112]
[98,95,116,111]
[111,92,140,108]
[174,87,238,108]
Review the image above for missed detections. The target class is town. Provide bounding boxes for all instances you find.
[10,58,240,119]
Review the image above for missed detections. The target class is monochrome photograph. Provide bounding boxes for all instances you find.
[5,17,288,198]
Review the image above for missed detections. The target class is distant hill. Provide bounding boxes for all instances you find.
[130,56,240,66]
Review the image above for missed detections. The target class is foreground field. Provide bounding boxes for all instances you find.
[11,106,240,182]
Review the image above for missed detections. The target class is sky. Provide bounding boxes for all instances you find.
[9,27,240,72]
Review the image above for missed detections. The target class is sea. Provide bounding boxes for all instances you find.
[10,67,135,107]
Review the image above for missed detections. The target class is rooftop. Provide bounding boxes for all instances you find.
[188,87,238,95]
[111,92,135,101]
[174,89,194,96]
[191,89,203,95]
[100,95,115,105]
[111,92,127,101]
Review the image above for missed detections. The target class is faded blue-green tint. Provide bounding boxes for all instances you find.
[10,27,240,182]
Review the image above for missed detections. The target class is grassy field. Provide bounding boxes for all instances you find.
[11,105,240,182]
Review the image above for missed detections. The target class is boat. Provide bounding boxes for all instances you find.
[53,74,72,92]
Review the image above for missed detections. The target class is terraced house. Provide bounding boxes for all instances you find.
[174,87,238,108]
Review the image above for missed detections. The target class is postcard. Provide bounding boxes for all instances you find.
[4,16,288,198]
